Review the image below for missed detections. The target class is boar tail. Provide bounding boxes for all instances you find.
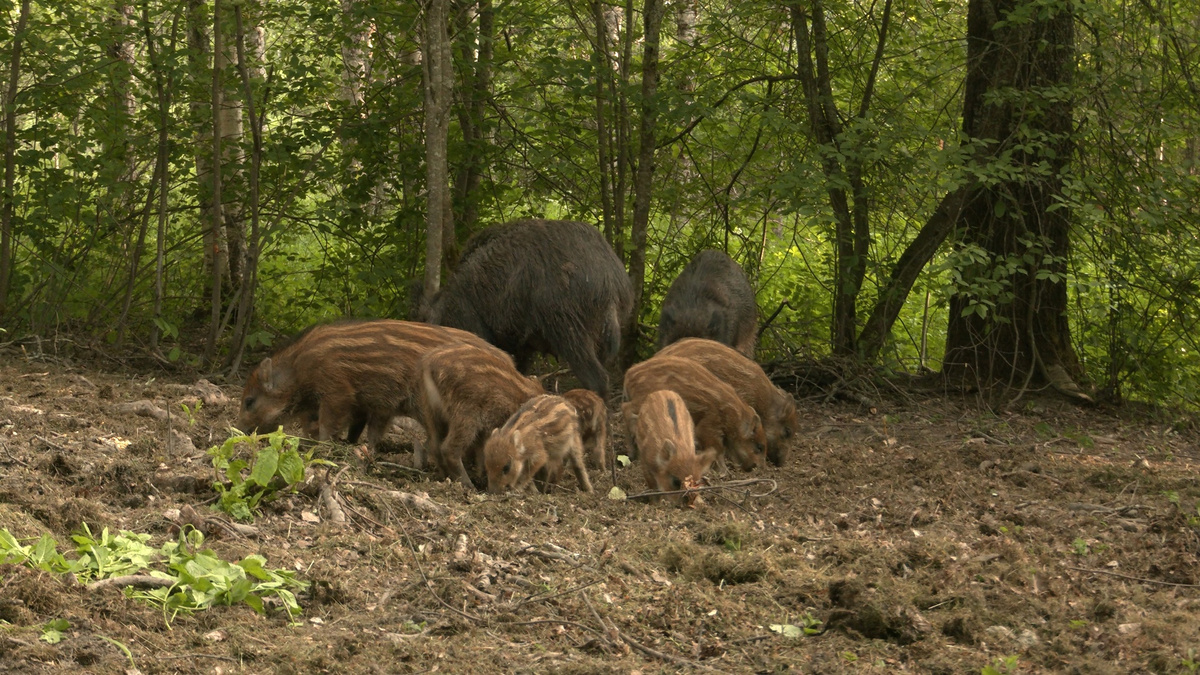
[600,304,621,363]
[421,368,443,420]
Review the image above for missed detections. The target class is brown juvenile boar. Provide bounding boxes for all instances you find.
[561,388,608,470]
[418,342,545,490]
[483,394,592,494]
[658,250,758,357]
[657,338,799,466]
[623,356,767,471]
[238,320,504,453]
[625,390,717,502]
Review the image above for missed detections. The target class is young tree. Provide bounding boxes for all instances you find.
[0,0,29,316]
[422,0,453,301]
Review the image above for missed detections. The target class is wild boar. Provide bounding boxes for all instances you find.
[418,342,545,490]
[561,388,608,470]
[625,390,717,502]
[657,338,798,466]
[657,249,758,358]
[419,219,633,397]
[238,320,506,453]
[623,355,767,471]
[483,394,592,494]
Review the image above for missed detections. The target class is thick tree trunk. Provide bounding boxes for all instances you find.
[143,5,176,352]
[0,0,30,316]
[215,4,246,293]
[621,0,664,367]
[422,0,453,302]
[942,0,1084,396]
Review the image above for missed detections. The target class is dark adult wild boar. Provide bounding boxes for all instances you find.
[561,388,608,470]
[657,249,758,357]
[483,394,592,494]
[238,320,504,453]
[625,390,716,503]
[657,338,798,466]
[420,219,633,397]
[623,355,767,470]
[418,342,545,490]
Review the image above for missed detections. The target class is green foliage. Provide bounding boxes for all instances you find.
[208,428,328,522]
[0,526,306,622]
[769,612,823,638]
[40,619,69,644]
[982,655,1021,675]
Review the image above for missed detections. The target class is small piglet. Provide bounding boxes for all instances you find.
[626,390,717,502]
[418,342,544,490]
[483,394,592,494]
[561,388,608,470]
[239,319,503,453]
[623,355,767,471]
[657,338,798,466]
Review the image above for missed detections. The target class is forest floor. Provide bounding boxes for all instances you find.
[1,350,1199,674]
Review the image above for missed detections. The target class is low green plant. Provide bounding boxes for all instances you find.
[209,428,333,521]
[1071,538,1090,556]
[982,654,1020,675]
[0,526,307,624]
[40,619,69,644]
[180,400,202,427]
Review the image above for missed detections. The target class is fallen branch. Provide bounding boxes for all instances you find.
[319,482,347,524]
[1065,565,1200,588]
[624,478,778,502]
[87,575,176,592]
[344,481,448,516]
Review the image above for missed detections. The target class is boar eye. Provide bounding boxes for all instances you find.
[503,460,512,474]
[243,396,255,410]
[670,476,682,490]
[756,442,766,454]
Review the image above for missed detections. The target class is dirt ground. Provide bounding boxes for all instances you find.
[1,350,1199,675]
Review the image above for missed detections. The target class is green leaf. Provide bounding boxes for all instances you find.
[249,446,281,487]
[770,623,803,638]
[277,448,306,484]
[607,486,627,500]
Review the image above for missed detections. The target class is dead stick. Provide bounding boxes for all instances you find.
[88,575,176,592]
[319,482,347,524]
[1065,565,1200,588]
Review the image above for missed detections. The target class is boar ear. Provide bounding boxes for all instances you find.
[740,413,760,439]
[258,358,276,394]
[695,448,719,476]
[655,440,676,470]
[512,430,522,450]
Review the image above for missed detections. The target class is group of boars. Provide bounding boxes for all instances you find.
[238,219,799,501]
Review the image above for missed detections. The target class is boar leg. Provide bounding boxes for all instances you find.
[439,425,481,490]
[547,326,609,397]
[567,441,592,493]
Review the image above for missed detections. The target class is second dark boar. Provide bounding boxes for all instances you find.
[420,219,633,397]
[657,249,758,357]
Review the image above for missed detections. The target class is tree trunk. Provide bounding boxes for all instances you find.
[942,0,1084,396]
[422,0,453,302]
[593,0,615,249]
[790,0,891,356]
[188,0,227,307]
[621,0,664,367]
[225,3,263,373]
[451,0,492,258]
[613,0,633,262]
[144,4,177,352]
[0,0,30,316]
[215,2,246,293]
[203,0,226,366]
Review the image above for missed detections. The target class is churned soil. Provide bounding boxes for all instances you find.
[0,351,1198,674]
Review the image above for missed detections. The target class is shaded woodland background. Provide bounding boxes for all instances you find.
[0,0,1196,409]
